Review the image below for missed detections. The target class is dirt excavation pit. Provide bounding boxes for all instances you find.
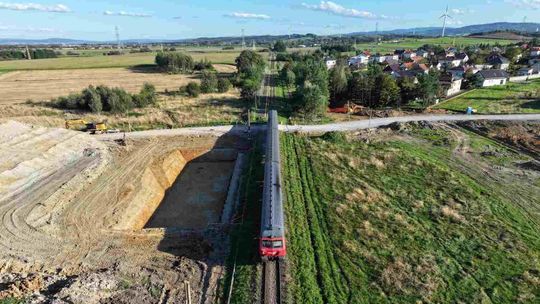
[138,148,238,230]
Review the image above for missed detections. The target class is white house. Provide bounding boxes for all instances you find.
[403,51,417,59]
[456,53,469,64]
[325,59,337,70]
[487,55,510,70]
[348,54,370,66]
[439,56,462,68]
[416,49,429,58]
[369,55,386,63]
[477,70,508,87]
[530,47,540,57]
[439,73,463,97]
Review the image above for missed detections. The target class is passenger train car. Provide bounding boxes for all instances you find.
[259,110,286,260]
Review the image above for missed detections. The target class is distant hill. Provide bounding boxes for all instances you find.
[0,22,538,46]
[348,22,540,38]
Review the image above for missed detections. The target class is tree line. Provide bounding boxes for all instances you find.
[0,49,58,61]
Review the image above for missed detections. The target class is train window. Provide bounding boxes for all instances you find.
[262,240,283,248]
[272,241,283,248]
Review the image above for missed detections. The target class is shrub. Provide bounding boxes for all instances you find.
[201,70,218,93]
[186,82,201,98]
[136,83,158,107]
[217,78,232,93]
[194,59,213,71]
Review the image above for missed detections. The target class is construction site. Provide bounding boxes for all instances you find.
[0,120,250,303]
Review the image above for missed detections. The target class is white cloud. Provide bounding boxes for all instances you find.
[446,19,464,26]
[0,2,70,13]
[0,24,59,32]
[103,10,152,18]
[451,8,475,15]
[301,1,384,19]
[225,12,271,20]
[505,0,540,9]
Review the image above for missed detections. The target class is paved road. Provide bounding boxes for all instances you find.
[98,114,540,140]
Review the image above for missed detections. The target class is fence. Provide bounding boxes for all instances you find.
[508,73,540,83]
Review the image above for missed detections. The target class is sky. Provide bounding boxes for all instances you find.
[0,0,539,40]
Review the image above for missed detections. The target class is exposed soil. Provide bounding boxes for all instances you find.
[0,121,247,303]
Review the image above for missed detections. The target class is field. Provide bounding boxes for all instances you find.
[0,51,243,71]
[281,122,540,303]
[0,121,248,302]
[0,64,245,130]
[434,80,540,114]
[0,68,199,104]
[354,37,516,54]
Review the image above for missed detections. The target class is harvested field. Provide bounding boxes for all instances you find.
[0,121,247,303]
[0,68,199,105]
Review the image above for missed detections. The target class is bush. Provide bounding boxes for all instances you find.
[217,78,232,93]
[54,84,156,113]
[201,70,218,93]
[186,82,201,98]
[194,59,213,71]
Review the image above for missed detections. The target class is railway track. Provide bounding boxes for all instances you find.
[262,260,283,304]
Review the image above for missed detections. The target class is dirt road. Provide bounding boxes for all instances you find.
[97,114,540,140]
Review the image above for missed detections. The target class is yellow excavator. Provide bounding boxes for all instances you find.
[65,119,108,134]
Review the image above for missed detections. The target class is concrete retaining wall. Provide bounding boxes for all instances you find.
[508,74,540,83]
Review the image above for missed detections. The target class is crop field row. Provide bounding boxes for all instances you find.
[281,126,540,303]
[434,80,540,114]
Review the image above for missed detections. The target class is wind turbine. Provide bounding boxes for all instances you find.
[440,5,452,38]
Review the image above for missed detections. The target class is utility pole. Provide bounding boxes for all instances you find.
[25,45,31,60]
[252,40,256,51]
[115,26,121,50]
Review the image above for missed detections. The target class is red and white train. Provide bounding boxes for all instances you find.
[259,110,287,260]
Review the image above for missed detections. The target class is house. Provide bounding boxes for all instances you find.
[517,67,534,76]
[383,64,401,74]
[439,73,463,97]
[403,50,417,59]
[402,62,429,74]
[348,54,370,66]
[394,49,406,58]
[529,58,540,66]
[392,70,418,83]
[439,56,462,68]
[474,64,493,71]
[455,52,469,64]
[369,54,386,63]
[448,66,469,78]
[416,49,429,58]
[531,47,540,57]
[487,54,510,70]
[532,63,540,74]
[477,70,508,87]
[325,58,337,70]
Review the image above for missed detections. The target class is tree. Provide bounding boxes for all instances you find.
[417,71,441,105]
[376,74,400,107]
[155,52,194,74]
[348,73,371,106]
[235,50,266,101]
[328,63,350,107]
[278,65,295,94]
[82,86,102,113]
[136,83,157,107]
[201,70,218,93]
[186,82,201,97]
[273,40,287,53]
[504,47,522,63]
[217,78,232,93]
[398,78,418,105]
[295,82,328,118]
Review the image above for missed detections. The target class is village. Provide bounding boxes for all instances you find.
[324,43,540,99]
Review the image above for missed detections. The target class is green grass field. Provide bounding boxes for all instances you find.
[281,127,540,303]
[354,37,516,54]
[0,51,244,71]
[434,80,540,114]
